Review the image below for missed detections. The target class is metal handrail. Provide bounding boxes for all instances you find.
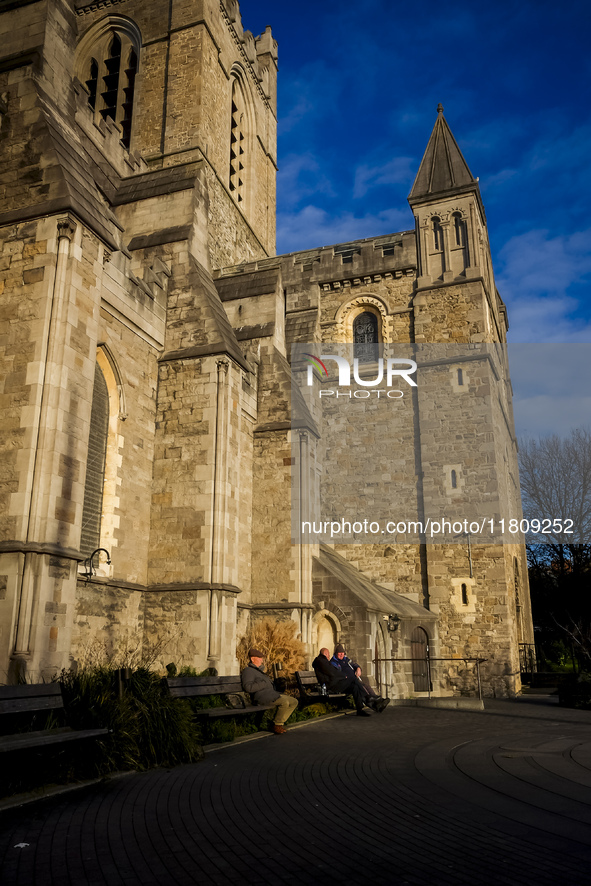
[374,656,488,700]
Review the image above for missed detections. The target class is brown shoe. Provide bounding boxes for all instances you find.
[272,724,286,734]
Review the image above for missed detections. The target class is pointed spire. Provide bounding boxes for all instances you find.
[409,106,477,202]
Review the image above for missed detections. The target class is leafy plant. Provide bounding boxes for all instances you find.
[59,665,203,773]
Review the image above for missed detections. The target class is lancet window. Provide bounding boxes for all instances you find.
[432,216,443,251]
[453,212,465,247]
[80,363,109,557]
[230,78,247,204]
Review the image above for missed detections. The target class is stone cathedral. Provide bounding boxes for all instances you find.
[0,0,534,696]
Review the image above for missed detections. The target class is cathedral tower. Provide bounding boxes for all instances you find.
[409,104,507,344]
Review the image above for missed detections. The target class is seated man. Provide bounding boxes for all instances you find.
[331,644,390,713]
[241,647,298,734]
[312,647,371,717]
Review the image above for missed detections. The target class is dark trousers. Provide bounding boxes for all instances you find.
[333,675,366,712]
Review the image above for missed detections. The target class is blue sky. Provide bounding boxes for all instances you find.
[243,0,591,346]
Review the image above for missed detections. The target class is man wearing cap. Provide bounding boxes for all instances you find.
[241,648,298,734]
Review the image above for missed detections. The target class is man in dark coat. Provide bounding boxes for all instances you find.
[312,647,371,717]
[241,648,298,734]
[331,644,390,713]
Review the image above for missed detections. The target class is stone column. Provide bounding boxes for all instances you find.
[208,358,229,664]
[10,216,81,682]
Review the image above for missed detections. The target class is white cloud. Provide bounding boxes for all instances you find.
[509,344,591,437]
[353,157,415,199]
[496,229,591,342]
[277,205,411,254]
[277,152,334,209]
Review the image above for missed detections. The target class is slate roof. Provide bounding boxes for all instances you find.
[409,106,477,203]
[316,545,436,619]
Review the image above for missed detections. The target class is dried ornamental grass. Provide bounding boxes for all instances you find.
[236,618,305,673]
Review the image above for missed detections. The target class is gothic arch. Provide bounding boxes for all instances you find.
[99,342,127,421]
[79,347,124,572]
[76,16,142,149]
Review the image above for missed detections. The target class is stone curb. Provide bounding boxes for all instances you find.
[391,698,485,710]
[0,769,137,814]
[203,711,347,753]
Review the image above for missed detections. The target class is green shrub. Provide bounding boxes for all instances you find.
[59,666,203,773]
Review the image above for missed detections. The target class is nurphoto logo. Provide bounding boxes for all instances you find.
[304,353,417,399]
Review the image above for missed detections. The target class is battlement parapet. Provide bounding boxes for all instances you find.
[255,26,278,63]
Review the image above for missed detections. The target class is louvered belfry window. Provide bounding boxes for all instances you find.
[80,363,109,558]
[83,29,138,149]
[229,79,246,203]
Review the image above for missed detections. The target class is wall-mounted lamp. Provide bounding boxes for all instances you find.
[383,613,401,632]
[83,547,111,581]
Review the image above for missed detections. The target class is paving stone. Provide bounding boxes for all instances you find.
[1,699,591,884]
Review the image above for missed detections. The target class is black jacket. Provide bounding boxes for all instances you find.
[241,663,281,705]
[312,654,349,691]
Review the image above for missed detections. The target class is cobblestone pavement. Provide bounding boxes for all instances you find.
[1,697,591,886]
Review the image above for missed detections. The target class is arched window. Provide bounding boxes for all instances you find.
[451,469,457,489]
[461,583,468,605]
[230,78,247,204]
[353,311,379,362]
[453,212,465,247]
[78,20,141,150]
[80,363,109,557]
[432,217,443,251]
[457,368,464,386]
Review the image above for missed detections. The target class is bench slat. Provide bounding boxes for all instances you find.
[295,671,347,704]
[0,695,64,715]
[0,684,62,699]
[0,727,108,753]
[168,676,240,688]
[169,682,243,698]
[0,683,64,715]
[198,704,275,718]
[166,675,281,719]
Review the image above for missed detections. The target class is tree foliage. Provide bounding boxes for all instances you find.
[519,429,591,667]
[519,429,591,545]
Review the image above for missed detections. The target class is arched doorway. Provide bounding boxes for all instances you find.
[410,627,430,692]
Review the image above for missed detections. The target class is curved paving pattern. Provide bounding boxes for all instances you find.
[1,698,591,885]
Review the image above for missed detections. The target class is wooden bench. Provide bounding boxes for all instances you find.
[167,674,277,719]
[295,670,347,706]
[0,683,108,753]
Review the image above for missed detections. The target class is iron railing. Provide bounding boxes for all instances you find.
[374,656,488,700]
[519,643,537,680]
